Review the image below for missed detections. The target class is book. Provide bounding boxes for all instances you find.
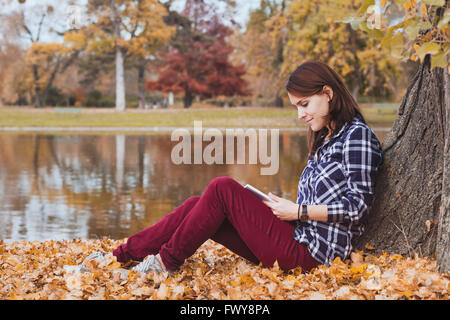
[244,184,275,203]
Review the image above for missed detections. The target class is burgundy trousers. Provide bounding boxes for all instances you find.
[113,176,320,272]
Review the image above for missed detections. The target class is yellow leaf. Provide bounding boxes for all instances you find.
[431,51,448,69]
[15,263,24,271]
[107,262,122,270]
[416,42,441,61]
[401,290,414,298]
[229,280,239,287]
[350,264,367,274]
[423,0,445,5]
[239,273,256,286]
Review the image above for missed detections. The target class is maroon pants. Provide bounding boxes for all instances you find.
[113,176,320,272]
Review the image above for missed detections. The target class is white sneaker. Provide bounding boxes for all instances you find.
[132,255,171,275]
[79,251,106,272]
[64,251,106,273]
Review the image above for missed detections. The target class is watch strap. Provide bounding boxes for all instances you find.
[301,204,308,221]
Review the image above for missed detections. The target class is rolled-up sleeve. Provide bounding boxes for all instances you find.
[327,126,383,224]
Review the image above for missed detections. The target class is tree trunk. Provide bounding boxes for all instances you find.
[32,65,42,108]
[355,55,449,272]
[111,0,126,111]
[184,90,193,108]
[42,56,62,107]
[275,94,283,108]
[137,64,146,110]
[436,65,450,273]
[115,47,126,111]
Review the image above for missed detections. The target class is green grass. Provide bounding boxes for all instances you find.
[0,105,397,130]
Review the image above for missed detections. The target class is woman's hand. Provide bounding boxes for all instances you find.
[262,193,299,221]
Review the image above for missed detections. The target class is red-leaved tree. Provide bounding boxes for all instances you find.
[146,0,250,108]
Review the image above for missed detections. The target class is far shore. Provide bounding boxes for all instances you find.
[0,105,397,131]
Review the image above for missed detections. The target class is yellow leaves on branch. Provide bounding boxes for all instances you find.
[356,0,449,68]
[23,43,72,91]
[0,239,448,300]
[76,0,175,57]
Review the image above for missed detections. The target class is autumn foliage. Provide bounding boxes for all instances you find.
[146,1,250,108]
[0,238,448,300]
[146,35,249,108]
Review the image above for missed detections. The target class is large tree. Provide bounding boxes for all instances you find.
[230,0,288,107]
[279,0,406,101]
[347,0,449,273]
[5,3,81,108]
[81,0,173,111]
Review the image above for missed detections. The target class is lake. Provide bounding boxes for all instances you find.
[0,128,389,242]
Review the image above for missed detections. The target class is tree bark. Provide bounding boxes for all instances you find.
[42,56,62,107]
[436,65,450,273]
[32,65,42,108]
[137,64,146,110]
[355,55,449,273]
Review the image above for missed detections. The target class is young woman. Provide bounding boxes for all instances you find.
[104,61,383,274]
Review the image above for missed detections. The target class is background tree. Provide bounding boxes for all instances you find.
[120,0,174,109]
[0,27,25,106]
[274,0,405,101]
[147,0,250,108]
[5,4,81,108]
[23,40,82,108]
[346,0,449,273]
[81,0,173,111]
[230,0,287,107]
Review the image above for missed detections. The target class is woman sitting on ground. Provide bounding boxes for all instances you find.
[84,61,383,274]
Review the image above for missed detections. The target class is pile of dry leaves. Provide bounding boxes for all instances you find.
[0,238,448,300]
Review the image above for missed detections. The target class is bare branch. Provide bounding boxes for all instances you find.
[20,11,35,42]
[36,11,47,42]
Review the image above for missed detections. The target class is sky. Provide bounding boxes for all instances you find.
[1,0,263,44]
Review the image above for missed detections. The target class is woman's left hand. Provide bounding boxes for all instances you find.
[262,193,298,221]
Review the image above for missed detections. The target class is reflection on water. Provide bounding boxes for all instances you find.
[0,129,388,242]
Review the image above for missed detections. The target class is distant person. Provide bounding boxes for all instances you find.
[82,61,383,275]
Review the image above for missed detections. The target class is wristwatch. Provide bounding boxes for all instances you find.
[300,204,309,222]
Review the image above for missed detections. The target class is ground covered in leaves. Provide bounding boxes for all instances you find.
[0,238,448,300]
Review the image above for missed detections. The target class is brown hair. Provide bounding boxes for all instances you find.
[285,61,365,157]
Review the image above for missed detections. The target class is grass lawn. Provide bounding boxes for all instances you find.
[0,104,397,130]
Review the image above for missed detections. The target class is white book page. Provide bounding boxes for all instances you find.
[244,184,275,203]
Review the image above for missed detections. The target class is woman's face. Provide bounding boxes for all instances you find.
[288,88,332,132]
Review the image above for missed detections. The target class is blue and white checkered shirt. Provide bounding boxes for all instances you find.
[294,113,383,266]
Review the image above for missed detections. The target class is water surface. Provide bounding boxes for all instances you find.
[0,129,388,242]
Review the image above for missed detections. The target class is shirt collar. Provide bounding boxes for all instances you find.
[320,112,363,147]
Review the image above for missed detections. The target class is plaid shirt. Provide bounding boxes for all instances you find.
[294,113,383,266]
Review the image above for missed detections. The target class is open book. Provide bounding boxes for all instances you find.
[244,184,275,203]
